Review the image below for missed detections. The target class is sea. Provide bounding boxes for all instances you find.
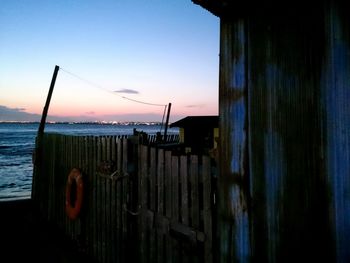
[0,122,179,201]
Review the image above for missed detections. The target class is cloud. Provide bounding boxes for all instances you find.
[185,104,205,108]
[0,105,40,122]
[0,105,72,122]
[85,111,95,115]
[113,89,139,94]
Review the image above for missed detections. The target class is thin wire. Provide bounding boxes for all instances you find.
[59,67,167,107]
[121,96,167,107]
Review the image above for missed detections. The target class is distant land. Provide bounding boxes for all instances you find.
[0,120,166,126]
[0,105,183,123]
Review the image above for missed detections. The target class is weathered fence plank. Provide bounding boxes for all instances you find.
[180,156,189,226]
[203,156,213,263]
[33,134,215,263]
[170,154,179,263]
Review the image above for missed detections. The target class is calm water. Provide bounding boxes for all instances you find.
[0,122,178,201]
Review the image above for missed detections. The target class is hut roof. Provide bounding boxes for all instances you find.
[170,116,218,129]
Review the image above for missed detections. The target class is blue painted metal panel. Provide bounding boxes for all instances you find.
[219,20,250,263]
[195,0,350,262]
[322,6,350,262]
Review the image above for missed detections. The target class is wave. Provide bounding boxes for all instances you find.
[0,183,16,189]
[0,145,11,149]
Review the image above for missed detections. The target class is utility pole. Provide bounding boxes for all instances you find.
[163,102,172,140]
[38,65,59,135]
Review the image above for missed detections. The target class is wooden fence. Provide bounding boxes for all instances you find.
[32,133,217,263]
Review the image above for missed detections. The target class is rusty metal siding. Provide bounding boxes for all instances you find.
[219,20,250,263]
[322,3,350,262]
[248,5,335,262]
[216,1,350,262]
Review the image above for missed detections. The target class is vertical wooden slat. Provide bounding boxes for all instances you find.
[190,155,200,263]
[171,154,179,222]
[139,145,149,263]
[78,136,83,239]
[93,136,98,260]
[190,155,199,229]
[150,147,157,263]
[48,135,55,221]
[165,151,172,219]
[110,136,117,263]
[170,154,179,263]
[122,138,128,263]
[106,136,112,263]
[96,136,102,263]
[203,156,213,263]
[182,155,191,263]
[158,149,164,215]
[66,136,72,238]
[180,156,189,225]
[56,135,61,228]
[157,149,164,263]
[102,136,107,263]
[116,138,122,262]
[86,136,93,257]
[73,136,78,239]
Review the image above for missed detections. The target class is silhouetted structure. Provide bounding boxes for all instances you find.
[193,0,350,262]
[170,116,218,154]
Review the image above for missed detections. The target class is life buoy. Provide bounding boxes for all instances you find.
[65,168,83,220]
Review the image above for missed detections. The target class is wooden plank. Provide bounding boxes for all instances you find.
[55,135,61,228]
[73,136,78,240]
[180,155,190,263]
[202,156,213,263]
[76,136,83,240]
[171,155,179,221]
[190,155,199,229]
[101,136,107,263]
[150,147,157,212]
[180,156,189,225]
[62,135,67,235]
[165,151,172,219]
[97,136,103,263]
[116,138,122,262]
[171,154,180,262]
[92,136,98,259]
[48,135,55,221]
[139,145,149,263]
[157,149,165,263]
[122,138,128,262]
[106,136,112,263]
[67,136,73,238]
[110,136,117,262]
[86,136,93,256]
[149,147,157,263]
[157,149,165,215]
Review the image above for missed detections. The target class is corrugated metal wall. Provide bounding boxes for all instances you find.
[193,0,350,262]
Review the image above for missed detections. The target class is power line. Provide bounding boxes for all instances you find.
[58,66,170,133]
[59,66,167,107]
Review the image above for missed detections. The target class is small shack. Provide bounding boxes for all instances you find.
[170,115,218,154]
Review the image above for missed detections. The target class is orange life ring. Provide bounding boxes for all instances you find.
[65,168,83,220]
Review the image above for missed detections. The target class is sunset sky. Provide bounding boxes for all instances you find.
[0,0,219,122]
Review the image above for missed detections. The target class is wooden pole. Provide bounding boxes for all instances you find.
[163,103,172,140]
[38,65,59,135]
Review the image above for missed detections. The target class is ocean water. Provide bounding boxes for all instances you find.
[0,122,178,201]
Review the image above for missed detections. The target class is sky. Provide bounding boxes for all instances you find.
[0,0,219,123]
